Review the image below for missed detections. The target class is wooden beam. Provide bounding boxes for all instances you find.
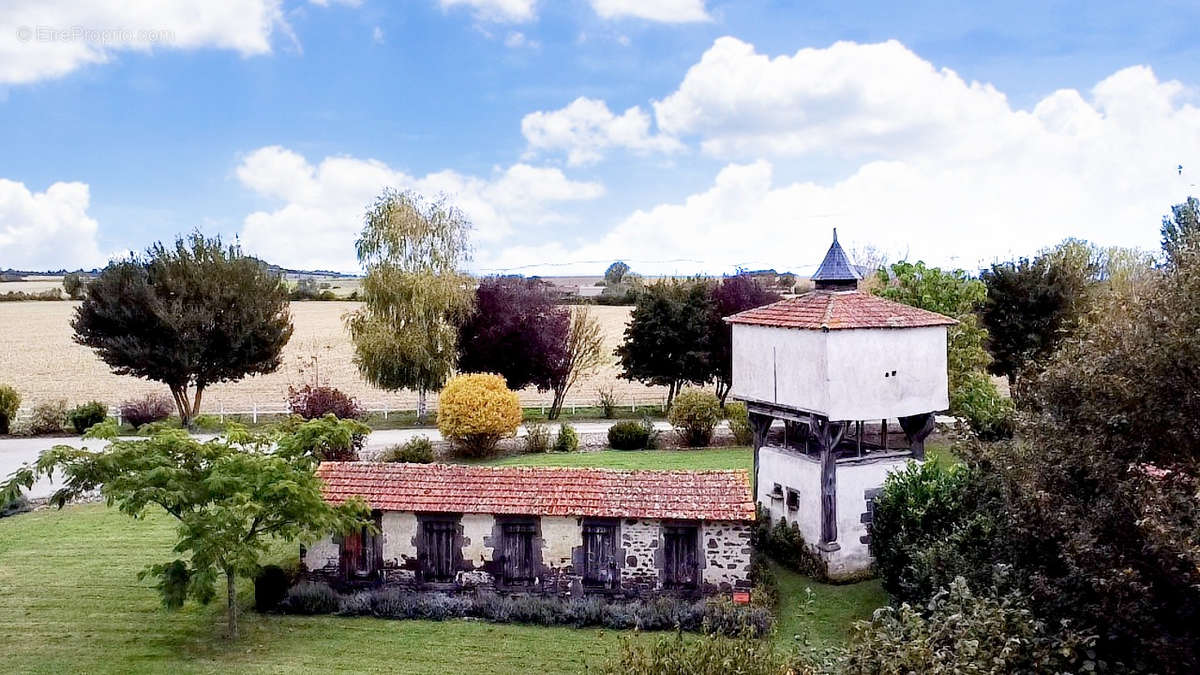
[898,413,936,461]
[748,412,774,501]
[813,416,838,545]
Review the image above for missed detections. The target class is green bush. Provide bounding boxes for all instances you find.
[0,385,19,435]
[522,422,551,453]
[379,436,435,463]
[607,419,652,450]
[553,423,579,453]
[2,494,31,518]
[869,460,1001,605]
[192,414,223,431]
[951,371,1015,441]
[605,629,789,675]
[254,565,291,612]
[28,400,68,435]
[845,574,1096,674]
[752,507,827,580]
[67,401,108,434]
[668,388,722,447]
[274,414,370,462]
[725,401,754,445]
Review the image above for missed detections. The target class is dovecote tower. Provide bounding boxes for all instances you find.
[724,230,956,579]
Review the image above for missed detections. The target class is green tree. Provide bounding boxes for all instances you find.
[0,419,371,640]
[72,233,293,428]
[604,260,630,286]
[1161,196,1200,265]
[346,190,474,424]
[615,278,714,407]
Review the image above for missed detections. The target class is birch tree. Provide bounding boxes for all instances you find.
[346,190,474,423]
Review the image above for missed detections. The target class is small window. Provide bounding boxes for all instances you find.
[786,488,800,511]
[501,521,538,586]
[662,525,699,590]
[582,520,618,589]
[419,517,460,583]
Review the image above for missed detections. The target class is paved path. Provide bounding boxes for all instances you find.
[0,421,677,500]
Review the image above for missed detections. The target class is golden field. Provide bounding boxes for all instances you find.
[0,302,666,413]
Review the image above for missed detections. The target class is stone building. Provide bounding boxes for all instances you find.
[302,462,755,597]
[725,230,956,580]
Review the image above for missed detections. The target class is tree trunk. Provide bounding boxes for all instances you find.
[665,381,681,410]
[169,385,193,429]
[716,379,730,407]
[416,388,428,425]
[548,387,567,420]
[225,566,238,640]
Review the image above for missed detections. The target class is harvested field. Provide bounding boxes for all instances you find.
[0,302,665,413]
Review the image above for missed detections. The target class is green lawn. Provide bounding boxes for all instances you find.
[0,445,889,673]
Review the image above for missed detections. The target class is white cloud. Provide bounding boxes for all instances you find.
[0,1,298,85]
[437,0,536,23]
[521,97,685,166]
[0,178,105,270]
[236,146,603,272]
[504,31,537,48]
[487,39,1200,274]
[589,0,710,23]
[372,26,384,44]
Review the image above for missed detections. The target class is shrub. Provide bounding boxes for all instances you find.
[608,419,652,450]
[668,388,722,447]
[725,401,754,446]
[254,565,291,612]
[522,422,551,453]
[597,386,618,419]
[605,629,789,675]
[192,414,223,431]
[119,394,174,429]
[2,494,31,518]
[869,460,1000,605]
[379,436,435,463]
[28,400,68,435]
[437,373,522,458]
[282,581,341,615]
[0,385,19,435]
[951,371,1015,441]
[275,414,369,462]
[67,401,108,434]
[137,419,184,436]
[286,384,365,420]
[753,506,827,580]
[553,423,579,453]
[845,574,1096,674]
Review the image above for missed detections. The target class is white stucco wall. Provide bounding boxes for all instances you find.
[731,324,828,413]
[732,323,949,420]
[542,516,581,569]
[825,326,949,420]
[757,446,823,545]
[460,513,496,568]
[381,511,418,564]
[757,445,915,580]
[302,534,339,572]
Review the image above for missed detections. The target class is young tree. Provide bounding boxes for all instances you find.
[0,419,371,640]
[547,306,605,419]
[457,276,569,392]
[72,233,293,428]
[346,190,474,424]
[604,261,630,286]
[1161,196,1200,266]
[709,274,780,405]
[615,278,714,408]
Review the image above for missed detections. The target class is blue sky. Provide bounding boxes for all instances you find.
[1,0,1198,275]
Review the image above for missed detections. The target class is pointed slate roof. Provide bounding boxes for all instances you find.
[811,229,861,286]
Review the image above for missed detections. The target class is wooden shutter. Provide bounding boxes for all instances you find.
[663,526,698,589]
[421,520,457,582]
[582,522,616,588]
[502,523,536,586]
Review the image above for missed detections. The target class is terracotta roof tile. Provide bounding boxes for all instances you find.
[315,462,755,522]
[725,290,957,330]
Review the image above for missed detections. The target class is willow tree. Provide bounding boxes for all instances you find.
[346,190,474,423]
[72,233,292,427]
[547,307,605,419]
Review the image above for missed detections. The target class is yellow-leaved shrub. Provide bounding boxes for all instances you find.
[437,373,522,457]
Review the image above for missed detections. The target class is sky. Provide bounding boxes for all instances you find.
[1,0,1198,277]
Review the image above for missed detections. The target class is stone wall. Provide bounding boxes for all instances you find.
[301,512,752,597]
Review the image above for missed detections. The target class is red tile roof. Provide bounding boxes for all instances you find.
[725,290,957,330]
[316,462,755,522]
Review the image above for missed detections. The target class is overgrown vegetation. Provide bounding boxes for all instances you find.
[379,436,435,463]
[0,384,19,435]
[667,388,722,447]
[28,399,68,434]
[286,384,365,420]
[118,393,174,429]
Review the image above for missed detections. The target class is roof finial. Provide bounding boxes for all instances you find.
[832,227,838,243]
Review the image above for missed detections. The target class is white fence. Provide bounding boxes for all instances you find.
[12,394,670,427]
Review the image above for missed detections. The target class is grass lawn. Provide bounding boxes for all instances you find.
[0,445,890,673]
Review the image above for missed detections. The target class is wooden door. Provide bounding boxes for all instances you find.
[421,520,457,582]
[502,523,536,586]
[582,522,616,588]
[662,526,698,589]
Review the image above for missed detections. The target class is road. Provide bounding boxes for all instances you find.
[0,421,678,500]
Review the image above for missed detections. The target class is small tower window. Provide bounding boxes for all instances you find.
[786,488,800,511]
